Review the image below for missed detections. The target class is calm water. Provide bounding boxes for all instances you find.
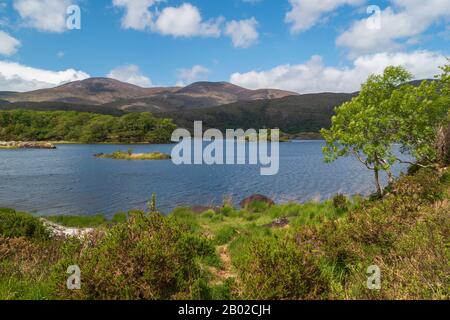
[0,142,407,217]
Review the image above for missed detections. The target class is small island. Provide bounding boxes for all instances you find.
[94,150,171,161]
[0,141,56,149]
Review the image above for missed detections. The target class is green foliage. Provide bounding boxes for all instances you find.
[56,211,216,300]
[214,226,238,245]
[0,209,50,241]
[322,65,449,195]
[235,235,326,299]
[0,110,176,144]
[332,194,349,212]
[111,212,128,224]
[233,168,450,300]
[148,193,158,213]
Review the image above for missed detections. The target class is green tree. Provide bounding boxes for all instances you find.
[322,66,413,196]
[434,63,450,165]
[322,65,449,196]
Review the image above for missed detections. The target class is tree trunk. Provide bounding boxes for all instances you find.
[374,168,383,197]
[436,122,450,166]
[386,168,394,185]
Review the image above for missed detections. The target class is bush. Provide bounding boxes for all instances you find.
[235,236,326,299]
[392,168,444,202]
[56,211,216,300]
[111,212,128,224]
[332,194,349,212]
[0,209,50,241]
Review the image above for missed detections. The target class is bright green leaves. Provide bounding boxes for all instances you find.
[322,64,450,194]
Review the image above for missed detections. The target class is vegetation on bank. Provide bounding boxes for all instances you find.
[94,150,171,161]
[0,167,449,300]
[0,110,176,144]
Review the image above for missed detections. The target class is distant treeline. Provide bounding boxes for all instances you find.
[0,110,176,143]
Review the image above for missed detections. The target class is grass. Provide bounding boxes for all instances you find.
[0,167,448,300]
[95,151,171,160]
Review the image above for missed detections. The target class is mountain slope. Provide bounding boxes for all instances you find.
[156,92,357,133]
[0,78,298,110]
[2,78,179,105]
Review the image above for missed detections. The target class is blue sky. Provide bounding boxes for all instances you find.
[0,0,448,93]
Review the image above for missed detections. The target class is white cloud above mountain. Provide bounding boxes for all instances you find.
[113,1,223,37]
[112,1,259,47]
[176,65,210,86]
[112,0,157,30]
[230,50,448,93]
[107,64,152,87]
[154,3,223,38]
[0,61,89,92]
[0,31,21,55]
[225,18,259,48]
[13,0,75,33]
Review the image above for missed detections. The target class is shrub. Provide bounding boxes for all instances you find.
[332,194,349,212]
[0,209,50,241]
[111,212,128,224]
[56,211,215,300]
[235,236,326,299]
[392,168,444,202]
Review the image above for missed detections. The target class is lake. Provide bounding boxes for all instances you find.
[0,142,407,217]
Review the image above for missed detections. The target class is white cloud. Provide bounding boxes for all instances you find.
[113,2,223,38]
[225,18,259,48]
[112,0,157,30]
[0,60,89,92]
[337,0,450,56]
[0,31,21,56]
[285,0,364,33]
[230,51,448,93]
[176,65,210,86]
[13,0,75,33]
[154,3,222,38]
[107,64,152,87]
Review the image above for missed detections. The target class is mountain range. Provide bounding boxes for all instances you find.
[0,77,362,134]
[0,78,298,112]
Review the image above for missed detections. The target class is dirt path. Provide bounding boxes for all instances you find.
[210,243,237,285]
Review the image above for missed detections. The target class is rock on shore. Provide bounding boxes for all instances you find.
[42,219,94,239]
[0,141,56,149]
